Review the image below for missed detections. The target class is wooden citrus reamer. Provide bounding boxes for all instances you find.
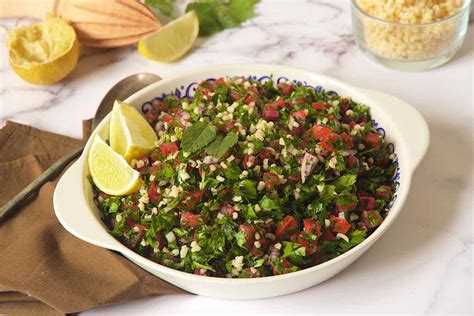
[0,0,161,47]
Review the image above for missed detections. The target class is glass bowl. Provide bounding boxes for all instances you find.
[351,0,471,71]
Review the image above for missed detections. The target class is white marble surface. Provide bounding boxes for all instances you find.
[1,0,473,315]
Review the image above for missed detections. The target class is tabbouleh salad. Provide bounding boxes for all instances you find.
[94,76,398,278]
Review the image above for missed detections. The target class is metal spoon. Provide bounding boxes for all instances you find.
[0,73,161,222]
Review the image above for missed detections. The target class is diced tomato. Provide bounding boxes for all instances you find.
[275,215,299,241]
[152,100,169,112]
[219,204,235,217]
[290,125,304,137]
[120,203,137,212]
[272,258,293,275]
[358,196,375,210]
[181,190,206,208]
[329,215,351,234]
[145,108,159,123]
[275,98,286,109]
[249,237,271,256]
[312,102,326,110]
[249,86,258,94]
[346,155,358,168]
[244,95,255,105]
[320,134,339,152]
[303,219,321,236]
[291,110,307,122]
[180,211,202,228]
[262,109,279,121]
[365,133,381,149]
[220,120,236,133]
[295,96,306,105]
[125,216,137,227]
[242,155,256,168]
[277,83,294,96]
[155,232,167,250]
[230,91,243,101]
[160,142,179,156]
[159,113,173,124]
[340,98,350,113]
[324,228,336,241]
[263,172,280,190]
[349,121,356,130]
[215,77,226,85]
[258,149,273,160]
[361,210,383,229]
[376,185,392,200]
[148,183,160,204]
[239,223,256,249]
[296,233,318,256]
[341,132,354,148]
[312,125,332,140]
[194,268,208,276]
[335,199,357,213]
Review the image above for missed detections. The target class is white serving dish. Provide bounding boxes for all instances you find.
[54,64,429,299]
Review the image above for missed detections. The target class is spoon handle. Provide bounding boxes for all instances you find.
[0,146,83,222]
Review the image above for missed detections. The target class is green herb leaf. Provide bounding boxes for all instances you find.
[333,174,357,191]
[235,231,247,248]
[259,196,280,211]
[215,4,239,28]
[339,230,367,252]
[181,121,217,153]
[235,179,258,200]
[228,0,259,22]
[282,241,306,258]
[205,132,238,158]
[186,0,259,36]
[186,2,223,36]
[145,0,175,17]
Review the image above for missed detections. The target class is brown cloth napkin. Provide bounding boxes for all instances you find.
[0,121,187,315]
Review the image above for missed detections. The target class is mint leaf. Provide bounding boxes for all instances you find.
[215,5,240,28]
[181,121,217,153]
[205,132,238,158]
[339,230,366,252]
[186,2,223,36]
[333,174,357,191]
[186,0,260,36]
[235,231,246,248]
[229,0,259,22]
[282,241,306,258]
[145,0,175,17]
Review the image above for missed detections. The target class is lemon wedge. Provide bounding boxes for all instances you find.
[88,135,142,196]
[138,11,199,62]
[110,100,158,162]
[6,16,79,85]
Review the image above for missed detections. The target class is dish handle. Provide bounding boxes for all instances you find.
[359,88,430,172]
[53,159,120,251]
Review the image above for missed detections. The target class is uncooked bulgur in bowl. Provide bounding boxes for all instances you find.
[351,0,471,71]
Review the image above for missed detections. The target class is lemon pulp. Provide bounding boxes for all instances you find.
[110,100,158,162]
[6,17,79,85]
[138,11,199,62]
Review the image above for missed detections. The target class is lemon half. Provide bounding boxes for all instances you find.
[138,11,199,62]
[6,17,79,85]
[88,135,142,196]
[110,100,158,162]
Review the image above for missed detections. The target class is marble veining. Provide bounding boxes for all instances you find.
[0,0,472,314]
